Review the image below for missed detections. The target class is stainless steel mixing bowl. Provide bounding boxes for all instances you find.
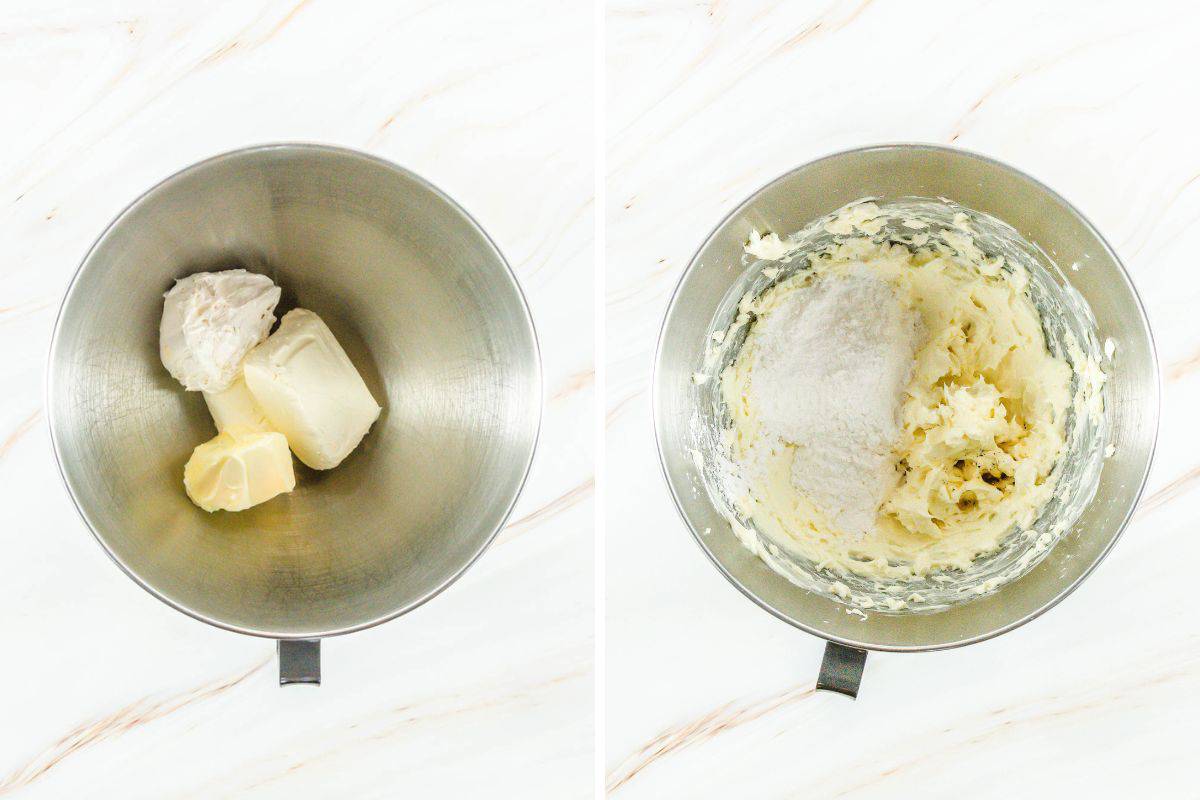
[653,144,1158,696]
[48,144,541,683]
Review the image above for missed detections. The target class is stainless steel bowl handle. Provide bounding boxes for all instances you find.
[278,639,321,686]
[816,642,866,699]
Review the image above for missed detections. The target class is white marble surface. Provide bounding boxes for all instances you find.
[606,1,1200,797]
[0,1,592,797]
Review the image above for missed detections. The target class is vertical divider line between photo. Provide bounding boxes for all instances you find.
[593,0,607,797]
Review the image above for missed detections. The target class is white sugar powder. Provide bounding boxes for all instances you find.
[750,266,922,538]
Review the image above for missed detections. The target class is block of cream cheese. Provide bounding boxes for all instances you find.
[160,269,280,393]
[203,374,272,433]
[243,309,382,469]
[184,430,295,512]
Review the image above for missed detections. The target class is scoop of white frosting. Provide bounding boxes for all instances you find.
[159,269,280,393]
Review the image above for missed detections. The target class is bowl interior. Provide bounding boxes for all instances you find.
[655,145,1158,650]
[49,145,540,638]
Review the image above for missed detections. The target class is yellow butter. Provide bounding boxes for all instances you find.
[184,429,296,512]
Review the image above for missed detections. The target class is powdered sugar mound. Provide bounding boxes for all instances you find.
[751,266,922,538]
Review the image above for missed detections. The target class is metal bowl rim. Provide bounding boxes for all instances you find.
[46,141,543,640]
[651,141,1161,653]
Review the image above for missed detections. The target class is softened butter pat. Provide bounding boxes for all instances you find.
[243,309,381,470]
[203,374,272,433]
[184,430,296,512]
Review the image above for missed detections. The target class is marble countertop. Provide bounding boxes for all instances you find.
[8,0,1200,796]
[0,2,592,797]
[606,1,1200,797]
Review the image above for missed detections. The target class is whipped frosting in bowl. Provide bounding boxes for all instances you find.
[159,269,281,393]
